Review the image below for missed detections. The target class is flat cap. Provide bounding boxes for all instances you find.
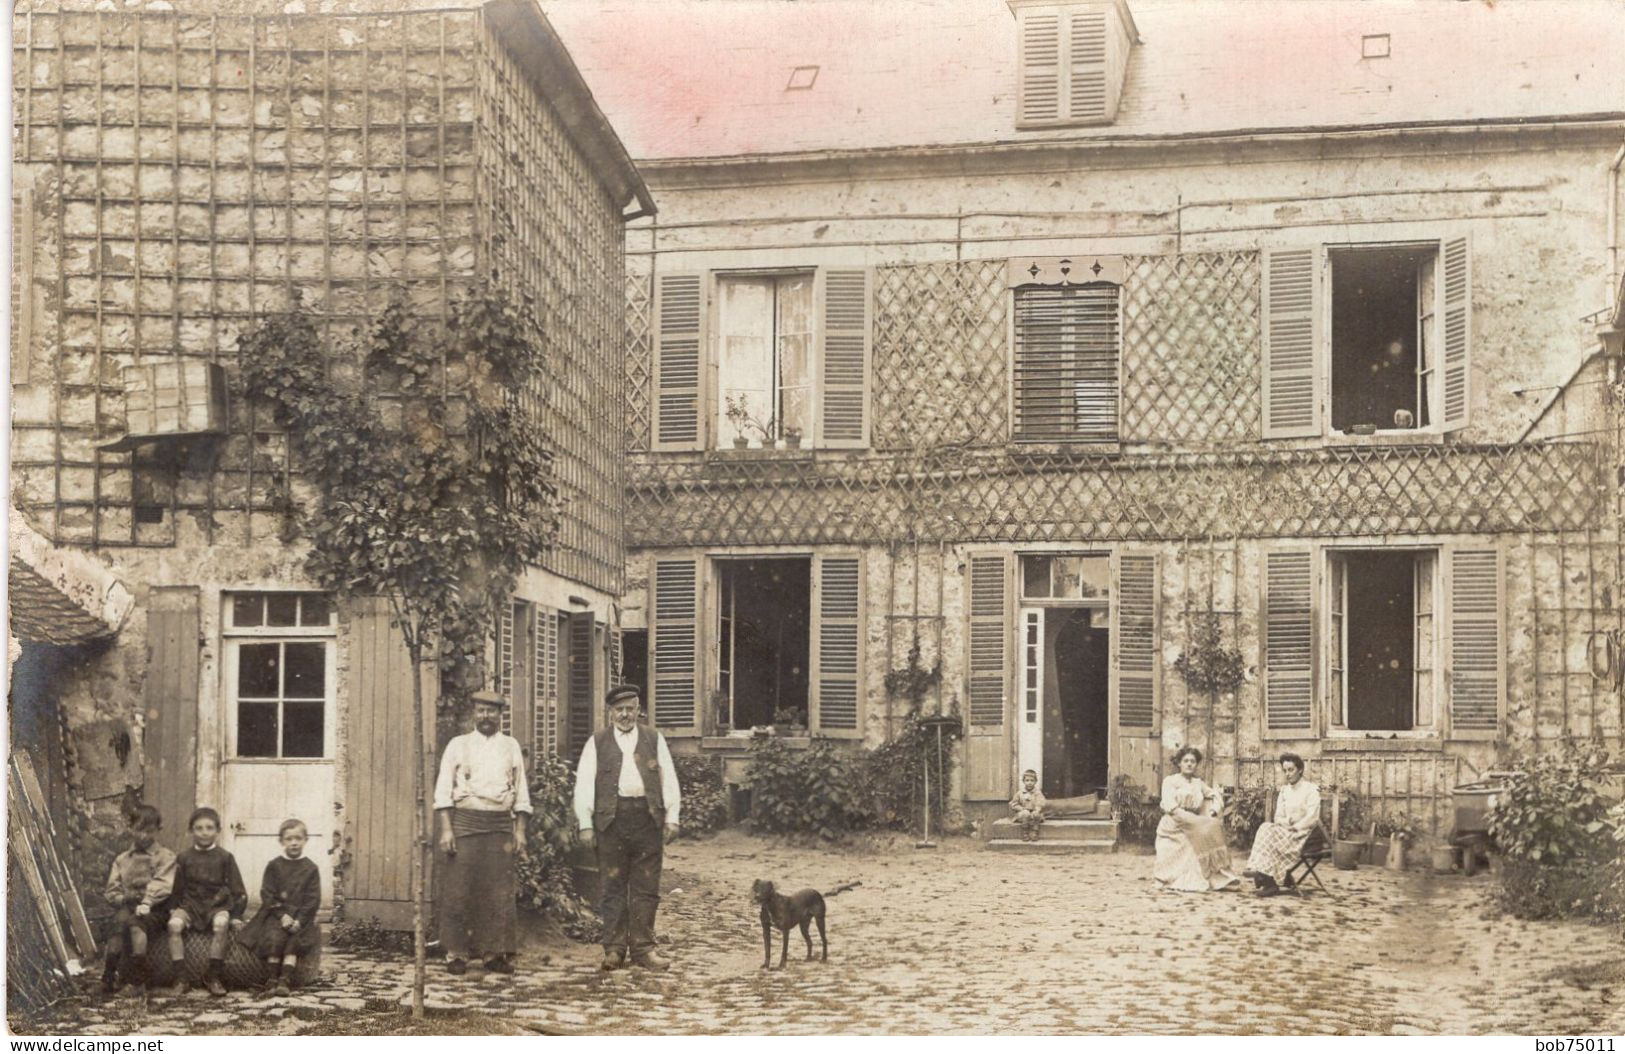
[605,685,642,708]
[469,689,506,708]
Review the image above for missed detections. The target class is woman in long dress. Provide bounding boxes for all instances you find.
[1154,746,1241,892]
[1244,752,1322,896]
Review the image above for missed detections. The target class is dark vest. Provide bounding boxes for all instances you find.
[592,724,666,832]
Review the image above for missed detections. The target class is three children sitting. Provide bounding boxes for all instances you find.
[100,802,321,998]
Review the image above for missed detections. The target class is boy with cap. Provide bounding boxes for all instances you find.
[573,685,681,972]
[433,689,531,975]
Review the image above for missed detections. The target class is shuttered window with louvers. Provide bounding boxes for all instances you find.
[1018,11,1061,125]
[817,270,871,448]
[813,554,862,735]
[654,273,705,450]
[1068,10,1108,122]
[1013,284,1120,442]
[1264,549,1314,735]
[652,558,700,732]
[1115,553,1158,730]
[1448,548,1501,736]
[968,554,1010,728]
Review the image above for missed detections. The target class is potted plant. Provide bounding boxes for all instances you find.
[724,393,772,449]
[1332,790,1368,870]
[783,425,802,449]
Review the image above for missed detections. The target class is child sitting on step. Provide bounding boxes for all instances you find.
[1010,769,1047,842]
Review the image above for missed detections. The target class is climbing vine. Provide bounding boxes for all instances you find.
[237,285,559,1016]
[237,289,560,699]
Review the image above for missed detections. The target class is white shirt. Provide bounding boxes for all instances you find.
[1274,779,1322,834]
[573,725,682,831]
[433,730,533,813]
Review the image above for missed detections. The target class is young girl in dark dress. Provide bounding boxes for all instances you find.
[165,807,248,996]
[238,819,321,995]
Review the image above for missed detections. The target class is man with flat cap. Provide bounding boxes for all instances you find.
[573,685,680,971]
[434,689,531,975]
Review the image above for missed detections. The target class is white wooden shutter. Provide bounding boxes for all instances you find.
[1447,546,1501,738]
[812,552,863,737]
[1263,549,1314,735]
[1113,552,1159,732]
[653,273,705,450]
[1017,10,1062,125]
[1262,248,1323,439]
[1068,9,1108,122]
[651,557,701,732]
[1439,236,1472,432]
[816,268,870,448]
[967,553,1010,729]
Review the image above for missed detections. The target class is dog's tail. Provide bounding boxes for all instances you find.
[823,881,862,898]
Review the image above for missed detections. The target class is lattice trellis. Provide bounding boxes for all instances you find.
[872,260,1010,450]
[1121,251,1261,444]
[626,441,1613,548]
[625,270,652,453]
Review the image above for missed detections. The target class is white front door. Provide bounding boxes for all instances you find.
[1018,607,1044,784]
[220,593,337,907]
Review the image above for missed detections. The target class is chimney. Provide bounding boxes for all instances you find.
[1008,0,1138,128]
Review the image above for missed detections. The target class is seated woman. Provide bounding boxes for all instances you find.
[1244,752,1322,896]
[1154,747,1240,892]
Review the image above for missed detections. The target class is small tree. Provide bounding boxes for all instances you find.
[239,290,558,1018]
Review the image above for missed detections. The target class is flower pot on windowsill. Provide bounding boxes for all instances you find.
[732,435,751,450]
[783,430,802,449]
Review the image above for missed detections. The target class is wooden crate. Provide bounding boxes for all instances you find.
[120,360,228,441]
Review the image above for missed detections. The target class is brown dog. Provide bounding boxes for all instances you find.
[751,879,860,969]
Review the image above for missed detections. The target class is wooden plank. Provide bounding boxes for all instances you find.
[14,754,95,956]
[144,587,199,853]
[9,787,70,964]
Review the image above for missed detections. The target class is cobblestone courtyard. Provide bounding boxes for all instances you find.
[35,831,1625,1036]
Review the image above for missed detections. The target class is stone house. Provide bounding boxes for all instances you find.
[8,0,652,924]
[549,0,1625,833]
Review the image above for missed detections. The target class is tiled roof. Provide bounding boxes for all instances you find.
[8,559,117,647]
[543,0,1625,161]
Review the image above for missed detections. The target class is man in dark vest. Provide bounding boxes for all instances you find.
[572,685,680,971]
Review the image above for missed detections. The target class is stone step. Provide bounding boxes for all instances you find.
[986,838,1116,853]
[988,817,1118,843]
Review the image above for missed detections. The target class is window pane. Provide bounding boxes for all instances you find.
[283,702,325,758]
[284,642,326,698]
[266,594,299,627]
[778,275,814,439]
[237,643,281,698]
[232,594,263,628]
[300,594,332,627]
[717,278,775,444]
[1078,556,1109,599]
[237,702,278,757]
[1022,556,1051,599]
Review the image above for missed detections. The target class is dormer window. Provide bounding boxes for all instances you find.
[1009,0,1137,129]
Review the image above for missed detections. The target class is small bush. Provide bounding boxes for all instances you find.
[514,752,593,929]
[1487,740,1623,923]
[672,753,729,837]
[747,737,870,839]
[1108,775,1160,847]
[853,714,963,833]
[1223,784,1271,849]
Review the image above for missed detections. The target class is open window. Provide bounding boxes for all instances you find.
[717,558,811,730]
[1327,550,1437,733]
[1262,237,1470,439]
[651,269,872,451]
[1329,246,1435,434]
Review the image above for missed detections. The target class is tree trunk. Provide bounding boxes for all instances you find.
[409,641,427,1019]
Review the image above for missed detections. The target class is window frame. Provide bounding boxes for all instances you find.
[222,592,337,764]
[712,269,817,449]
[1321,547,1441,740]
[1006,255,1125,447]
[1324,241,1442,440]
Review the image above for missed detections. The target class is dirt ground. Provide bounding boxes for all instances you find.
[18,830,1625,1036]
